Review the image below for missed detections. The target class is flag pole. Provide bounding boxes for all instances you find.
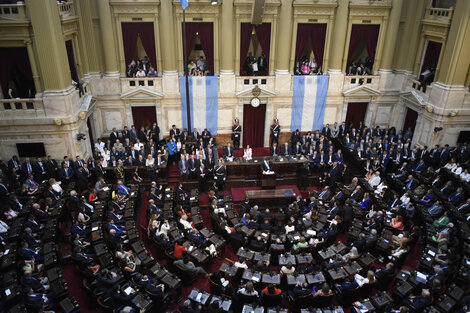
[182,8,192,136]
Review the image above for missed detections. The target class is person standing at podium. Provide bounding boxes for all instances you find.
[261,157,274,174]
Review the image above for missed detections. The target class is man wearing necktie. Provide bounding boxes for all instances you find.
[60,163,74,183]
[458,199,470,215]
[197,163,207,192]
[261,157,273,174]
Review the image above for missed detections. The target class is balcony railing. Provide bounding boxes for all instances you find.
[236,76,275,92]
[343,75,380,90]
[424,7,453,24]
[0,3,27,21]
[0,99,45,117]
[58,0,75,19]
[121,77,163,93]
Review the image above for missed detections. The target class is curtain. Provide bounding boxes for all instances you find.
[0,49,13,98]
[295,24,311,61]
[243,103,266,148]
[345,102,368,129]
[131,106,157,129]
[122,22,157,68]
[121,23,139,65]
[254,23,271,74]
[421,41,442,72]
[138,23,157,69]
[65,40,78,82]
[0,47,34,98]
[240,23,254,73]
[402,108,418,132]
[310,24,327,68]
[184,23,214,73]
[364,25,380,63]
[347,25,380,63]
[197,23,214,74]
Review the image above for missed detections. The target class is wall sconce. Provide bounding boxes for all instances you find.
[79,111,87,120]
[54,118,62,126]
[448,110,458,117]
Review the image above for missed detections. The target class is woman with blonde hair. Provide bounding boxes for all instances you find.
[238,281,259,296]
[243,145,253,160]
[354,270,376,287]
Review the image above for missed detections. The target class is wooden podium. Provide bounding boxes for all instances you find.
[261,173,276,189]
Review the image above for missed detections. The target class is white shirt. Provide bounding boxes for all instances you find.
[134,142,144,151]
[285,225,295,234]
[146,158,155,167]
[136,70,146,77]
[180,218,193,230]
[95,142,105,153]
[52,182,63,194]
[243,148,252,160]
[400,195,410,206]
[460,172,470,182]
[452,166,462,175]
[368,175,381,188]
[158,223,170,235]
[0,220,8,233]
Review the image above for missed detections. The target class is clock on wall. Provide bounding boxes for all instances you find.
[251,97,260,108]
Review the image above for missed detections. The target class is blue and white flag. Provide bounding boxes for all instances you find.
[180,76,218,135]
[179,0,188,10]
[291,75,329,131]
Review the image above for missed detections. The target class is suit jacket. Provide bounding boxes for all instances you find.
[281,145,290,156]
[178,159,189,175]
[261,160,273,172]
[270,145,280,156]
[224,146,234,158]
[293,144,303,155]
[170,128,180,138]
[59,167,74,181]
[110,131,119,144]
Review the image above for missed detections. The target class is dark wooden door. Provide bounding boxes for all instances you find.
[243,103,266,148]
[131,106,156,129]
[345,102,368,129]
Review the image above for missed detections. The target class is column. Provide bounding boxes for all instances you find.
[220,0,234,74]
[274,0,293,74]
[25,40,42,94]
[328,0,349,72]
[159,0,177,74]
[97,0,119,76]
[399,0,427,72]
[76,0,100,74]
[437,0,470,85]
[26,0,70,91]
[379,0,403,71]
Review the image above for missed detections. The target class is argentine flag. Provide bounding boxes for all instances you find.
[180,76,219,135]
[291,75,329,131]
[179,0,188,10]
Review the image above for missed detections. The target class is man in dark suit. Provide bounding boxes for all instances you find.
[110,128,119,146]
[8,155,20,172]
[201,128,211,146]
[281,142,290,156]
[45,155,58,179]
[33,157,47,182]
[130,125,138,143]
[21,157,34,179]
[59,163,74,183]
[261,157,273,173]
[121,126,130,142]
[271,119,280,146]
[76,167,88,192]
[197,163,207,192]
[317,186,331,201]
[293,141,303,157]
[150,122,160,142]
[170,124,180,139]
[270,143,280,157]
[204,154,215,177]
[192,128,200,141]
[188,157,199,179]
[291,129,301,145]
[223,142,235,159]
[95,160,105,179]
[339,122,348,137]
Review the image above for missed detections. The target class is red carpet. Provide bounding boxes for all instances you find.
[62,263,102,313]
